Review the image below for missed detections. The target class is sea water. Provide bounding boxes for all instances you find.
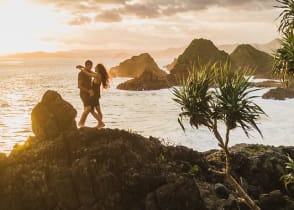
[0,57,293,154]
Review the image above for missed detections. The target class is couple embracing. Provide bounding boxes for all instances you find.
[77,60,109,129]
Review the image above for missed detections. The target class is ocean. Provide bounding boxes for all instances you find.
[0,57,293,154]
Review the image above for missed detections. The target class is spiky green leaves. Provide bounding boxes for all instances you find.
[276,0,294,34]
[172,63,266,138]
[172,64,214,130]
[274,0,294,87]
[214,64,265,137]
[281,154,294,190]
[273,33,294,87]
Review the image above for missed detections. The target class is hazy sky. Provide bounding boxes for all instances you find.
[0,0,281,55]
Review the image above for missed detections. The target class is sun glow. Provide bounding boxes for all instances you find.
[0,0,65,55]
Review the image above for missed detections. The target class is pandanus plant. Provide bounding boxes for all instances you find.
[274,0,294,87]
[273,31,294,87]
[172,63,265,210]
[275,0,294,34]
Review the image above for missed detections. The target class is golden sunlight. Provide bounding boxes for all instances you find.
[0,0,64,55]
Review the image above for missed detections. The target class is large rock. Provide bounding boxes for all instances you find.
[146,177,207,210]
[262,87,294,100]
[230,44,274,78]
[169,38,230,83]
[117,67,169,90]
[0,127,210,210]
[207,144,293,199]
[165,58,177,71]
[31,90,77,139]
[109,53,162,78]
[1,91,294,210]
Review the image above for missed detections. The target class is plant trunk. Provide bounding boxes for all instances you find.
[213,126,260,210]
[226,174,261,210]
[223,145,260,210]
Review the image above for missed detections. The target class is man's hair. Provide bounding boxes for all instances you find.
[85,60,93,66]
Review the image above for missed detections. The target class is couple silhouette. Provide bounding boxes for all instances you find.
[77,60,109,129]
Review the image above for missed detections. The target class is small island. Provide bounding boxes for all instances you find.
[109,53,162,78]
[117,68,169,91]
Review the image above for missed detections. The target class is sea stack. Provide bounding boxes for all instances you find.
[230,44,274,78]
[109,53,162,78]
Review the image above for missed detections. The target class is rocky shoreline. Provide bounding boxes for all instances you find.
[0,90,293,210]
[262,87,294,100]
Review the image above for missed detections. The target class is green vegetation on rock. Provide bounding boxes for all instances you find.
[169,38,230,81]
[231,44,274,78]
[281,154,294,190]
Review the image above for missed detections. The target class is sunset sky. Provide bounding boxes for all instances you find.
[0,0,281,55]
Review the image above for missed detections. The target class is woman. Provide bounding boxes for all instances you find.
[77,63,110,128]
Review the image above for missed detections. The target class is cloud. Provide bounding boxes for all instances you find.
[95,10,122,22]
[35,0,277,24]
[69,16,92,25]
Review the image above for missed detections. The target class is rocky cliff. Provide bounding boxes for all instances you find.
[0,90,293,210]
[169,38,230,83]
[116,67,169,91]
[230,44,274,78]
[109,53,162,78]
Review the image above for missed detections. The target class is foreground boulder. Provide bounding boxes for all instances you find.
[117,68,169,90]
[0,91,293,210]
[31,90,77,139]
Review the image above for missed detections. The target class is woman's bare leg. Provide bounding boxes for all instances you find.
[90,108,101,122]
[95,105,105,128]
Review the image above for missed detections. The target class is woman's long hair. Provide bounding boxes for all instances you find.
[95,63,110,89]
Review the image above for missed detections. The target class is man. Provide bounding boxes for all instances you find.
[77,60,100,127]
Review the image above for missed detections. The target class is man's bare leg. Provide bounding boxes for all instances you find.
[78,106,91,127]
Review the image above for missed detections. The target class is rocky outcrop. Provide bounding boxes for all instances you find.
[165,58,177,71]
[109,53,162,78]
[0,91,293,210]
[117,68,169,90]
[230,44,274,78]
[169,38,230,84]
[262,87,294,100]
[31,90,77,139]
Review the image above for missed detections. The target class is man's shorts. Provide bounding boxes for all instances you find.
[80,92,91,107]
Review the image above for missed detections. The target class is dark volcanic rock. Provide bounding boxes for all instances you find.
[146,177,207,210]
[230,44,274,78]
[262,87,294,100]
[31,90,77,139]
[258,190,286,210]
[207,144,294,198]
[1,91,294,210]
[109,53,162,78]
[214,183,230,199]
[117,68,169,90]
